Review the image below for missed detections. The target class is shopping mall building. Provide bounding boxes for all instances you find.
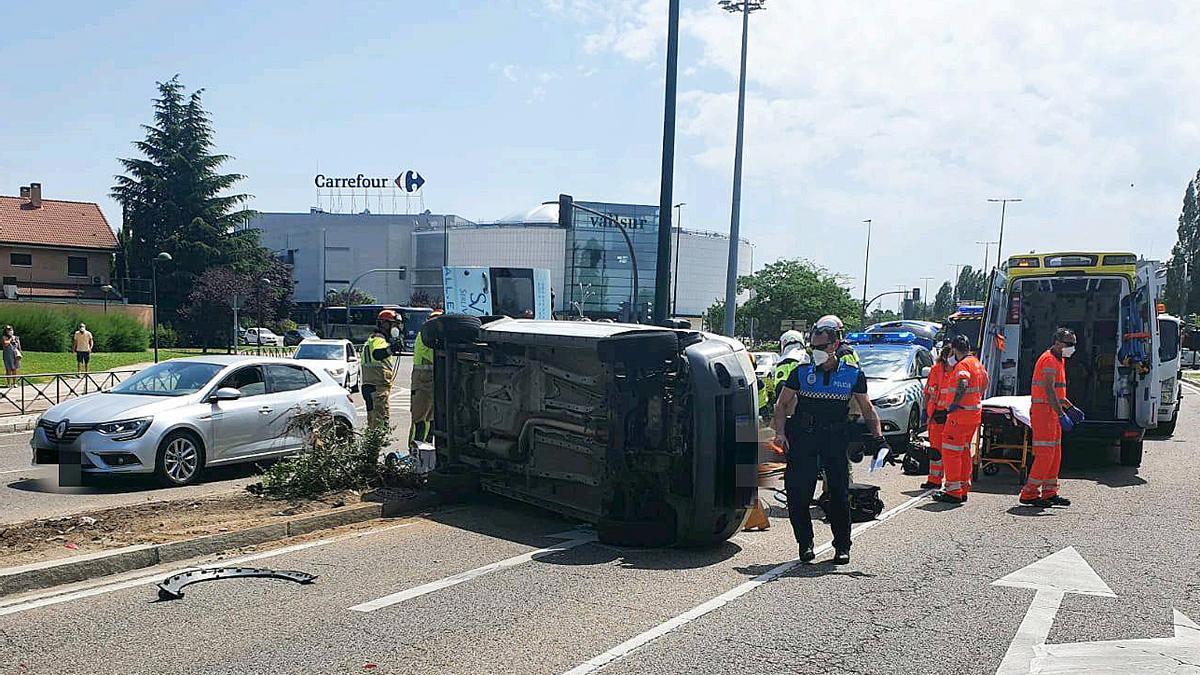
[248,200,754,323]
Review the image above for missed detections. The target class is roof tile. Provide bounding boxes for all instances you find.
[0,196,119,250]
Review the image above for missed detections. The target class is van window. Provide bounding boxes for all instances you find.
[1160,320,1180,362]
[1103,254,1137,266]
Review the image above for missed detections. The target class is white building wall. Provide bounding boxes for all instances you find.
[671,233,754,316]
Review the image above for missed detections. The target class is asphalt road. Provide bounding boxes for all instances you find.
[2,391,1195,674]
[0,358,415,525]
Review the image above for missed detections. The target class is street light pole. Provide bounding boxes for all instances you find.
[976,240,999,274]
[920,277,934,320]
[950,264,965,305]
[987,197,1022,267]
[860,218,872,328]
[671,202,685,316]
[653,0,681,325]
[721,0,765,337]
[151,252,172,363]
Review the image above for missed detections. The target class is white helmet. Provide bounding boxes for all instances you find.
[780,330,805,352]
[813,314,845,341]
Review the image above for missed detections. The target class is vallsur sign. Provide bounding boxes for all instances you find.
[314,170,425,193]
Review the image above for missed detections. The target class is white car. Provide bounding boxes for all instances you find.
[242,328,284,347]
[293,339,361,392]
[30,356,358,486]
[850,335,934,448]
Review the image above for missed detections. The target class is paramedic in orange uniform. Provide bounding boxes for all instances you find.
[921,345,953,490]
[1020,328,1076,508]
[934,335,988,504]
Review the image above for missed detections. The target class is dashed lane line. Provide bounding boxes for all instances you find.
[0,521,419,617]
[348,534,598,612]
[561,490,935,675]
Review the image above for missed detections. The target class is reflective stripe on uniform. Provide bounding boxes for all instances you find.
[1033,440,1058,447]
[942,442,965,452]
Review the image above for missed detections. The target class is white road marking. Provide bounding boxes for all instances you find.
[1031,609,1200,673]
[349,534,597,613]
[562,490,935,675]
[992,547,1117,675]
[0,467,41,475]
[0,521,418,617]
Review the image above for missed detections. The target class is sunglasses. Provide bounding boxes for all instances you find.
[810,342,835,350]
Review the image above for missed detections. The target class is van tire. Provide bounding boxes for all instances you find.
[1148,412,1177,438]
[423,314,481,347]
[1119,438,1143,467]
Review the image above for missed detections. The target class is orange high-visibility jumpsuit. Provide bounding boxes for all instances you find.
[1022,350,1066,500]
[942,355,988,499]
[923,360,949,488]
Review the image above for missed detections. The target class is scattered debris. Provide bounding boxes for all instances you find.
[155,567,318,601]
[79,516,97,526]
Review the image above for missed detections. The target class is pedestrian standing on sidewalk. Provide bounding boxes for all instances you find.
[72,323,94,374]
[2,325,22,381]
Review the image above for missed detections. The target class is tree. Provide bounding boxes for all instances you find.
[180,255,295,349]
[111,76,259,325]
[705,259,861,338]
[954,266,987,304]
[1166,170,1200,315]
[932,281,955,318]
[326,288,376,306]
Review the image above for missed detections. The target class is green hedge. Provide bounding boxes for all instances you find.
[0,306,150,352]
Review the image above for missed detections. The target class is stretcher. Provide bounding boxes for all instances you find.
[975,396,1033,484]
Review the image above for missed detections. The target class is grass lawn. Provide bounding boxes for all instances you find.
[14,349,208,376]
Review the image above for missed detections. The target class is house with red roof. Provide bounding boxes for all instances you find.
[0,183,120,302]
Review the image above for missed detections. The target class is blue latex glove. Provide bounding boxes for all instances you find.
[1066,407,1085,426]
[948,403,963,413]
[1060,413,1075,433]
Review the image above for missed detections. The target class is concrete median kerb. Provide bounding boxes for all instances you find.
[0,492,440,598]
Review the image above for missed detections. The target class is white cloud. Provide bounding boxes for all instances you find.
[557,1,1200,294]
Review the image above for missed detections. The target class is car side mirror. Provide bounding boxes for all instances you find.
[920,366,932,378]
[210,387,242,402]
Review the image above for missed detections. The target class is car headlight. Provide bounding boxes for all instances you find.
[872,393,906,409]
[327,367,345,376]
[95,417,153,441]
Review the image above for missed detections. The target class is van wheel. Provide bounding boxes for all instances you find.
[905,406,921,449]
[1119,438,1144,467]
[1149,414,1177,438]
[155,431,205,487]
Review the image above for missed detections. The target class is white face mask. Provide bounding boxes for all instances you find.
[810,348,831,367]
[1062,346,1076,358]
[390,327,401,339]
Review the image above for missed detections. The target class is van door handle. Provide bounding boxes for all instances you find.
[258,406,273,414]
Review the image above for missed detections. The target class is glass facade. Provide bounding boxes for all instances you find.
[563,201,660,320]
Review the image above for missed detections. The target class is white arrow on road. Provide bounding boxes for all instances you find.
[993,547,1116,675]
[1030,609,1200,673]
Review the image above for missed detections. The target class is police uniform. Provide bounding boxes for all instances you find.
[361,331,395,430]
[782,359,867,553]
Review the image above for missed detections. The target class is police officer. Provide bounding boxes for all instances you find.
[361,309,404,431]
[772,320,888,565]
[408,309,442,447]
[772,330,809,394]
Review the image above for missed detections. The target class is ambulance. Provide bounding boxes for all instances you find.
[979,252,1164,466]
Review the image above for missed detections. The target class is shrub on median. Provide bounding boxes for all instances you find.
[259,409,413,499]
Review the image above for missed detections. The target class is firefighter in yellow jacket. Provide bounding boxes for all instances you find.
[409,310,442,447]
[361,309,403,431]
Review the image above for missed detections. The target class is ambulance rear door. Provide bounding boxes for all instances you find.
[1121,261,1162,428]
[980,268,1016,396]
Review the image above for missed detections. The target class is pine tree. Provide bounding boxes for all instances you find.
[111,76,258,324]
[932,281,955,318]
[1165,170,1200,315]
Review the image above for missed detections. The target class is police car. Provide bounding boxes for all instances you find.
[845,331,935,447]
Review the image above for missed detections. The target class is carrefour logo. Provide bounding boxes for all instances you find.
[314,171,425,192]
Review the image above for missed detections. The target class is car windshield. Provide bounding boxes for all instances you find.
[109,361,223,397]
[856,349,912,380]
[295,344,343,360]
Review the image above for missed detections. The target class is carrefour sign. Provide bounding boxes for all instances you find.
[314,170,425,192]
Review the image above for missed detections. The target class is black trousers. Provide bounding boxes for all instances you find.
[785,431,852,551]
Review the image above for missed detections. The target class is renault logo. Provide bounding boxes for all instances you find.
[55,420,69,439]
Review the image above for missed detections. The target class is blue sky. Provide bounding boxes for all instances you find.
[3,1,1199,308]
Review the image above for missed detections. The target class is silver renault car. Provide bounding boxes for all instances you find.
[31,356,358,486]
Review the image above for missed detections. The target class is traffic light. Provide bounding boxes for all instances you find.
[558,194,574,229]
